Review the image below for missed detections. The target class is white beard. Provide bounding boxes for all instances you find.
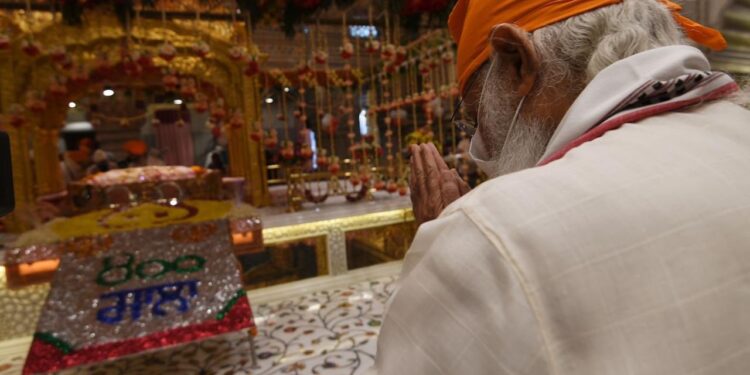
[487,119,553,177]
[472,65,555,179]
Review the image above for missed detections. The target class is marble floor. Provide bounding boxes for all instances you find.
[0,263,401,374]
[250,274,397,374]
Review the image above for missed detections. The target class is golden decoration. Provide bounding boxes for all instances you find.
[0,9,271,213]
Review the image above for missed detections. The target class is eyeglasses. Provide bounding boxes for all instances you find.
[449,72,479,137]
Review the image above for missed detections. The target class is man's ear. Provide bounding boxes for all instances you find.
[489,24,540,97]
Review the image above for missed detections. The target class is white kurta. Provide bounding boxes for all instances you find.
[371,99,750,374]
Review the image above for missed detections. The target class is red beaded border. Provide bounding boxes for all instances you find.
[23,298,254,374]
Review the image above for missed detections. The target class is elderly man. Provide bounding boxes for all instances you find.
[372,0,750,374]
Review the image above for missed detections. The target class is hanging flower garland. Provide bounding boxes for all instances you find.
[244,56,260,77]
[158,41,177,62]
[229,109,245,130]
[25,91,46,112]
[194,93,209,113]
[268,69,292,89]
[21,38,42,57]
[0,32,10,51]
[70,63,90,85]
[180,78,198,99]
[130,49,150,70]
[229,46,247,61]
[48,75,69,97]
[48,45,68,63]
[211,98,227,122]
[192,40,210,58]
[8,103,26,129]
[340,39,354,60]
[162,69,179,90]
[313,49,329,65]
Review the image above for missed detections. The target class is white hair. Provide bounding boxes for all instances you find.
[531,0,685,87]
[531,0,750,106]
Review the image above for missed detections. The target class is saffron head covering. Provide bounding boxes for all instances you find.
[448,0,727,92]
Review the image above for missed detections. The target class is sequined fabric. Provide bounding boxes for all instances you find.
[23,220,254,374]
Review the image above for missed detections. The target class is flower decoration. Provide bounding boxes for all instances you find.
[380,43,395,62]
[211,99,227,120]
[442,51,454,63]
[122,55,142,77]
[374,180,386,191]
[398,184,409,196]
[194,93,209,113]
[48,77,68,96]
[136,50,154,68]
[394,46,407,64]
[419,61,431,76]
[321,113,339,135]
[192,40,210,58]
[25,91,46,111]
[180,78,197,99]
[365,40,380,54]
[328,159,341,175]
[280,142,295,161]
[48,45,67,62]
[8,103,25,128]
[316,148,329,167]
[158,41,177,62]
[250,127,263,142]
[386,181,398,194]
[229,110,245,129]
[314,50,328,65]
[269,69,293,88]
[21,39,42,57]
[300,145,314,160]
[210,123,222,139]
[340,40,354,60]
[264,129,279,149]
[228,46,246,61]
[0,33,10,50]
[162,71,179,90]
[244,58,260,77]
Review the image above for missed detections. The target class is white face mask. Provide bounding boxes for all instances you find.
[469,96,526,178]
[469,129,503,178]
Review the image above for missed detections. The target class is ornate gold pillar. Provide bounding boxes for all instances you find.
[0,52,34,231]
[4,127,34,204]
[32,128,65,196]
[31,101,66,196]
[227,75,270,206]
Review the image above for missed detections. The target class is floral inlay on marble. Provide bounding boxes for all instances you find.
[251,275,398,374]
[0,274,399,374]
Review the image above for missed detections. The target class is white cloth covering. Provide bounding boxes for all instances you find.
[370,47,750,375]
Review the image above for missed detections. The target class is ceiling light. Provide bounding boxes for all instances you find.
[173,99,183,105]
[68,102,76,109]
[265,98,274,104]
[284,87,290,93]
[102,89,114,97]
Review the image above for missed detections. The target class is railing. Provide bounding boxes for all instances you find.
[266,159,384,186]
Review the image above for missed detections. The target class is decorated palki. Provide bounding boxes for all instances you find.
[84,165,200,187]
[23,220,256,374]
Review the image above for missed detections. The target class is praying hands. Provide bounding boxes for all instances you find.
[409,143,471,225]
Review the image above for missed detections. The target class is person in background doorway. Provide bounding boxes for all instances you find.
[206,152,226,175]
[86,149,116,175]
